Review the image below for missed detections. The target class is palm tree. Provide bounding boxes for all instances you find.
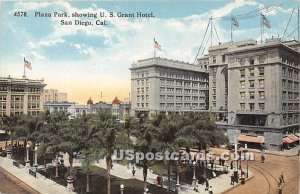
[95,111,132,194]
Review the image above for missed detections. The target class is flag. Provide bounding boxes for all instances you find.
[24,57,32,70]
[154,38,162,51]
[261,14,271,28]
[232,17,239,27]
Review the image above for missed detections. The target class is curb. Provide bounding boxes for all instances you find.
[221,175,255,194]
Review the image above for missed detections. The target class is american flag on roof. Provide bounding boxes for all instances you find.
[262,14,271,28]
[154,38,162,51]
[232,17,239,27]
[24,57,32,70]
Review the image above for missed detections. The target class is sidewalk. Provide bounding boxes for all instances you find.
[73,159,252,194]
[245,145,300,157]
[0,157,75,194]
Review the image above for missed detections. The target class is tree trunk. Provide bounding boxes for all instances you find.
[106,155,112,194]
[44,155,47,173]
[86,160,90,193]
[5,130,8,148]
[167,161,171,191]
[68,151,73,167]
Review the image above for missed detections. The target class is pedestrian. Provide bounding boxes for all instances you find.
[261,154,265,163]
[156,175,163,188]
[205,179,209,191]
[219,157,222,165]
[212,171,216,178]
[230,174,235,185]
[279,176,282,184]
[280,173,285,183]
[208,186,213,194]
[230,161,233,169]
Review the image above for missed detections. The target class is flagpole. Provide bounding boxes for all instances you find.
[261,13,263,44]
[153,38,156,58]
[231,15,233,43]
[23,57,26,78]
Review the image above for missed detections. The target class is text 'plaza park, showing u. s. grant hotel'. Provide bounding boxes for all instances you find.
[130,38,300,151]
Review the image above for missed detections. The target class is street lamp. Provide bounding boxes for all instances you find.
[34,143,39,167]
[120,184,124,194]
[192,161,197,191]
[55,154,59,178]
[143,188,149,194]
[175,156,181,194]
[25,142,30,167]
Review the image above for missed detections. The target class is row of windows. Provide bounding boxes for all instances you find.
[0,95,7,101]
[159,71,207,82]
[137,87,149,94]
[160,87,206,95]
[282,67,299,79]
[160,103,206,109]
[282,114,299,125]
[282,80,299,89]
[240,91,265,100]
[240,67,264,77]
[282,103,299,111]
[136,79,149,85]
[240,79,264,88]
[11,95,24,101]
[160,79,208,87]
[160,95,206,101]
[282,92,299,101]
[240,103,265,111]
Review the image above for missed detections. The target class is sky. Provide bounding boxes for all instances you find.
[0,0,299,104]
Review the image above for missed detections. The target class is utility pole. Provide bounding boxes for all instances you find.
[298,5,300,41]
[210,17,213,46]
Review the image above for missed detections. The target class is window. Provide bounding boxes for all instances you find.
[294,82,299,89]
[259,68,264,76]
[249,92,255,99]
[239,59,245,66]
[259,103,265,111]
[295,93,299,100]
[240,81,245,89]
[240,103,245,110]
[249,80,255,88]
[240,70,245,78]
[282,79,286,88]
[212,56,216,63]
[282,67,286,76]
[282,91,287,100]
[282,103,287,111]
[250,58,255,65]
[249,69,255,77]
[259,80,265,88]
[240,92,245,100]
[249,103,255,111]
[288,92,293,100]
[259,91,265,99]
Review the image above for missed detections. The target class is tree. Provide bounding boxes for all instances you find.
[96,111,132,194]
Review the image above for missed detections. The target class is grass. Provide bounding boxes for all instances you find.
[38,164,175,194]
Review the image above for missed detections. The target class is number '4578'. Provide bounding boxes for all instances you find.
[14,12,27,17]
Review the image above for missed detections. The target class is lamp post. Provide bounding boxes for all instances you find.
[55,154,59,178]
[25,142,30,167]
[34,144,38,167]
[120,184,124,194]
[175,156,181,194]
[192,161,197,191]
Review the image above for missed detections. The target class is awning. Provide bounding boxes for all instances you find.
[282,137,294,144]
[288,134,299,142]
[237,134,265,144]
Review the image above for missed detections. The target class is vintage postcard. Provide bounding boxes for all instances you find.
[0,0,299,194]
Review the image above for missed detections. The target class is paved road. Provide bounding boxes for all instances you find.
[223,152,299,194]
[0,167,40,194]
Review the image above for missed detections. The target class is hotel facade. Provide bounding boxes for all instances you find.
[130,57,209,117]
[197,39,300,150]
[0,76,46,117]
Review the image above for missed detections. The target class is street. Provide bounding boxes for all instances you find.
[0,167,40,194]
[223,152,299,194]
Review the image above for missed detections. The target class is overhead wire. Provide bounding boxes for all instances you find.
[282,7,295,39]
